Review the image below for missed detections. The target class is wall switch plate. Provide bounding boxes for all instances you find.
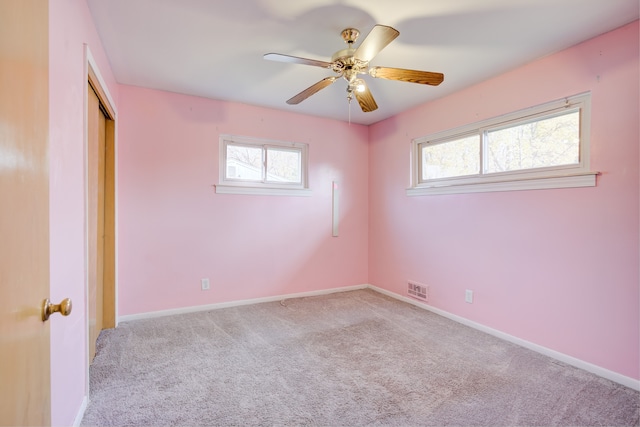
[465,289,473,303]
[201,278,210,291]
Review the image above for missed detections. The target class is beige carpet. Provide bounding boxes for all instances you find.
[81,289,639,426]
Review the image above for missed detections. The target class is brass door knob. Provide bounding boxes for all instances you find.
[41,298,72,322]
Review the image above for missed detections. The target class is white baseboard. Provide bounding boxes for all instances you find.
[73,395,88,427]
[369,284,640,392]
[118,284,368,323]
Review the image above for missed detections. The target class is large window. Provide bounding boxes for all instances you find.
[409,93,596,195]
[216,135,310,196]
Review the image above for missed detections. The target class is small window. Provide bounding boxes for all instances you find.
[216,135,310,196]
[421,134,480,180]
[409,93,596,196]
[483,111,580,174]
[265,147,302,184]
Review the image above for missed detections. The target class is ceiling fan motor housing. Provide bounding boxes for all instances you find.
[331,48,368,83]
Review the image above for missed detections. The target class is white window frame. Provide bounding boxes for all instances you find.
[407,92,598,196]
[215,134,311,196]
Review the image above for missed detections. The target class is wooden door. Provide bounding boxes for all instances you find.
[0,1,52,425]
[87,74,115,362]
[87,85,106,362]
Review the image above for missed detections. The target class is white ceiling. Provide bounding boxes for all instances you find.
[87,0,638,125]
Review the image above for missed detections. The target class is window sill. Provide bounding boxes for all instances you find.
[215,185,312,197]
[406,172,598,196]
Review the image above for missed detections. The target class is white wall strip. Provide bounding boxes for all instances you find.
[332,181,339,237]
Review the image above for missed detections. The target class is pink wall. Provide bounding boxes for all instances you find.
[369,21,639,380]
[49,0,119,425]
[45,7,637,423]
[117,87,369,315]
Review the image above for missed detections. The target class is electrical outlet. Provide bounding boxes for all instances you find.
[201,278,210,291]
[465,289,473,304]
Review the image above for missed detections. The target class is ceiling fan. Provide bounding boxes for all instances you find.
[264,24,444,113]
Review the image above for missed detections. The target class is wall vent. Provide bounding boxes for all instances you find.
[408,281,428,302]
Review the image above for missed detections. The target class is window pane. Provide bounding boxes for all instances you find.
[266,147,301,183]
[421,135,480,180]
[226,144,263,181]
[484,111,580,173]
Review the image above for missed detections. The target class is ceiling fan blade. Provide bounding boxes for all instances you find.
[264,53,333,69]
[369,66,444,86]
[353,81,378,113]
[353,25,399,63]
[286,76,339,105]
